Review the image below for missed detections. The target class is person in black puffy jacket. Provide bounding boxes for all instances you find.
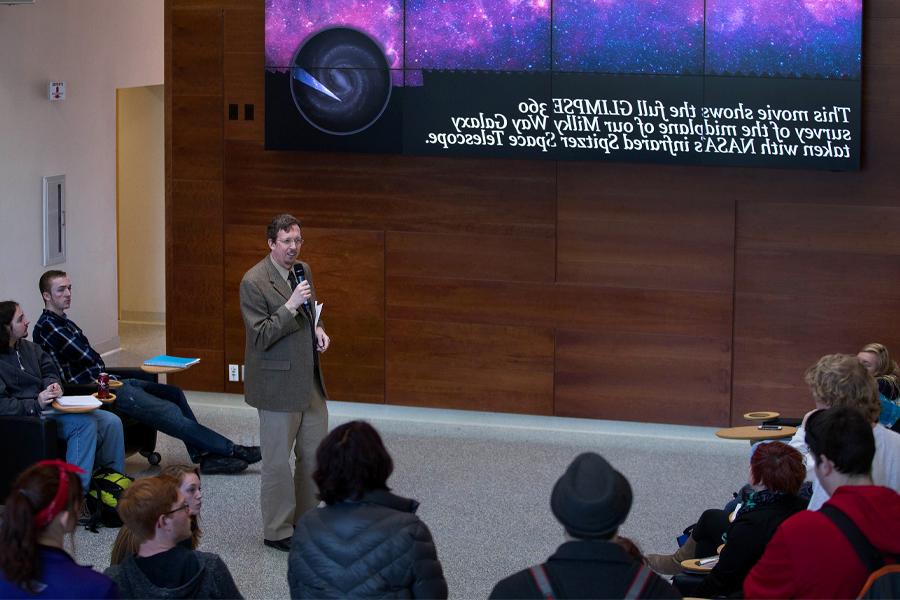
[287,420,448,599]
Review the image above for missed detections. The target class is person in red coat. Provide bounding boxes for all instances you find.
[744,407,900,599]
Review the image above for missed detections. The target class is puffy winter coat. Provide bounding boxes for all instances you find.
[288,490,448,599]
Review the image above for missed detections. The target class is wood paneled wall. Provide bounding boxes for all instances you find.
[166,0,900,427]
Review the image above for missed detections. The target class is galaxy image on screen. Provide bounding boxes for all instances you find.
[266,0,860,77]
[264,0,862,169]
[706,0,862,79]
[553,0,704,75]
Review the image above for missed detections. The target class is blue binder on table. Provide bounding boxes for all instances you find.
[142,355,200,368]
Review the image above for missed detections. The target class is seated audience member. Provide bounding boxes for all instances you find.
[288,421,448,599]
[490,452,679,599]
[33,270,260,474]
[744,407,900,598]
[0,460,118,598]
[0,301,124,490]
[789,353,900,510]
[858,342,900,430]
[104,475,242,599]
[110,465,203,565]
[660,443,807,598]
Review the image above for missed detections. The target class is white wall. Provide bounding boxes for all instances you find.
[117,85,165,323]
[0,0,163,351]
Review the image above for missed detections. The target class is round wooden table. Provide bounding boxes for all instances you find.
[141,364,189,375]
[52,399,102,413]
[715,425,796,441]
[95,379,124,389]
[743,411,779,421]
[681,557,719,573]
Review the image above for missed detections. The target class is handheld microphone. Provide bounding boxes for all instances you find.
[292,264,310,308]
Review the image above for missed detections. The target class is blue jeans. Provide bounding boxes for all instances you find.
[49,409,125,490]
[115,379,234,462]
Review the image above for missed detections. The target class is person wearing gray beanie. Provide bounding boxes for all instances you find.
[489,453,680,599]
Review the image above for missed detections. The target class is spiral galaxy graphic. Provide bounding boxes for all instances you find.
[289,27,392,134]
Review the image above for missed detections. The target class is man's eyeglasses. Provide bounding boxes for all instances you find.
[162,502,190,517]
[277,237,304,247]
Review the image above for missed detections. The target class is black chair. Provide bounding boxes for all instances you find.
[0,369,161,503]
[0,415,59,502]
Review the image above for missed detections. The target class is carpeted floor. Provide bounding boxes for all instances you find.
[70,395,749,599]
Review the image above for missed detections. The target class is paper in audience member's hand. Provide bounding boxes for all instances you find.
[55,395,102,408]
[315,302,323,329]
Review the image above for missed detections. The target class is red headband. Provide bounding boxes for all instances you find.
[32,460,85,530]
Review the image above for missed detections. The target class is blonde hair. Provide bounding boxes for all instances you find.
[804,354,880,423]
[860,342,900,398]
[109,526,139,566]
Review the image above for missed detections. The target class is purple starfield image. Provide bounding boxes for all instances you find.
[405,0,551,71]
[265,0,403,70]
[706,0,862,79]
[553,0,704,75]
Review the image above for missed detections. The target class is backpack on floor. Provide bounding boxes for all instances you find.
[85,467,133,531]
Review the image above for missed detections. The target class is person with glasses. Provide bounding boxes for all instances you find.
[110,464,205,565]
[104,475,242,599]
[239,214,330,552]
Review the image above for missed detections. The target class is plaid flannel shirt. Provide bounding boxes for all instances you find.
[32,309,105,384]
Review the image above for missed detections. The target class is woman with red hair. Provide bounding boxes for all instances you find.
[648,442,808,598]
[0,460,117,598]
[688,441,807,597]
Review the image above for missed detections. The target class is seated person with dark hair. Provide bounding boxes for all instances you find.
[104,475,242,599]
[490,452,679,599]
[33,270,259,474]
[0,301,124,491]
[288,420,448,598]
[744,407,900,599]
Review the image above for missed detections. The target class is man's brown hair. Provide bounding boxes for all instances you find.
[804,353,880,423]
[266,214,301,242]
[39,270,67,296]
[116,476,179,543]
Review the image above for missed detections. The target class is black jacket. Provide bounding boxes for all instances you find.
[490,540,681,599]
[693,492,807,598]
[288,490,447,599]
[104,549,243,599]
[0,340,59,416]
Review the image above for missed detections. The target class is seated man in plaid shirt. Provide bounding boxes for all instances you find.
[33,270,260,474]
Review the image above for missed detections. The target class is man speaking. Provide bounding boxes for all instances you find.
[239,214,330,551]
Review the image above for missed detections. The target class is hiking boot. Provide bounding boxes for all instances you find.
[646,534,698,575]
[200,454,248,475]
[232,444,262,464]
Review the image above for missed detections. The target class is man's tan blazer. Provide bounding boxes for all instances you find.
[239,257,326,412]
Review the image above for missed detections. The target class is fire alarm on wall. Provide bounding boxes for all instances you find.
[48,81,65,101]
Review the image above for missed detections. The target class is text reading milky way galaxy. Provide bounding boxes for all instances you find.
[425,98,854,161]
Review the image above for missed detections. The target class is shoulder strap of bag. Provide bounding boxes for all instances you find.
[528,564,556,600]
[858,564,900,598]
[624,564,652,600]
[820,504,885,573]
